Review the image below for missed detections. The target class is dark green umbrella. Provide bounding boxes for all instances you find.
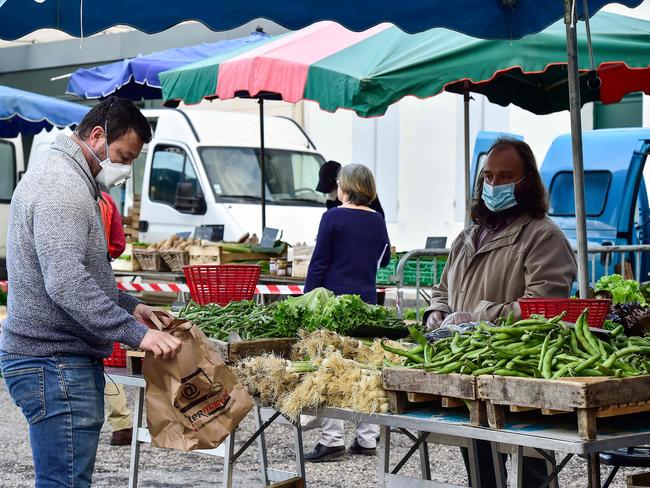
[162,13,650,117]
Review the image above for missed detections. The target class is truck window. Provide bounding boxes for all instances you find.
[199,147,326,206]
[149,145,199,207]
[0,140,16,203]
[549,170,611,217]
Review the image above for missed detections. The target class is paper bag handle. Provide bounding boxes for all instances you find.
[149,310,194,335]
[149,310,169,331]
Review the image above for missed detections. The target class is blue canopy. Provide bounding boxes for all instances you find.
[0,85,89,138]
[0,0,643,41]
[67,31,270,100]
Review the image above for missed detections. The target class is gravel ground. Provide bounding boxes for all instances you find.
[1,384,648,487]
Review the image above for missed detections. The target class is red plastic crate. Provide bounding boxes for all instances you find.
[183,264,261,306]
[518,298,611,328]
[103,342,126,368]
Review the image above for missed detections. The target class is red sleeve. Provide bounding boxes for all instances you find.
[105,194,126,259]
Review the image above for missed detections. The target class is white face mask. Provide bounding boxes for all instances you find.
[78,122,132,188]
[96,159,132,189]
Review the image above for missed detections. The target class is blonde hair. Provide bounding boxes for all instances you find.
[338,164,377,206]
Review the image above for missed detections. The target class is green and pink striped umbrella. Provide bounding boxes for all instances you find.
[160,15,650,117]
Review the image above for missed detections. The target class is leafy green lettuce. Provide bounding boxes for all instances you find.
[273,288,334,336]
[273,287,401,336]
[595,274,645,305]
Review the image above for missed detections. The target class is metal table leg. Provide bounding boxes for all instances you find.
[377,425,391,488]
[222,431,236,488]
[128,387,144,488]
[588,453,602,488]
[467,439,482,488]
[491,443,506,488]
[292,422,306,482]
[511,446,524,488]
[418,433,431,481]
[542,450,559,488]
[254,406,270,486]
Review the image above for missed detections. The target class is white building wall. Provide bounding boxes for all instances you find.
[302,82,631,252]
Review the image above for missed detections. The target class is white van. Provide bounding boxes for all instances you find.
[20,109,328,249]
[132,109,327,244]
[0,136,25,279]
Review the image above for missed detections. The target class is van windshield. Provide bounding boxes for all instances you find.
[199,147,326,206]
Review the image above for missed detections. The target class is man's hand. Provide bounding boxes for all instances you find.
[139,329,182,359]
[440,311,473,327]
[425,311,447,330]
[133,303,173,330]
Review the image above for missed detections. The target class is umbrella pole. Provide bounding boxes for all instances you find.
[565,0,590,298]
[464,84,471,227]
[259,98,267,232]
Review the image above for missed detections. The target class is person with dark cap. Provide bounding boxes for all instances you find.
[305,163,389,462]
[316,160,385,217]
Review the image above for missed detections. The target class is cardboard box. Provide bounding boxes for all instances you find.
[111,244,142,271]
[291,259,310,278]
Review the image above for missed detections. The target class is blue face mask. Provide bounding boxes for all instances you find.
[481,175,526,212]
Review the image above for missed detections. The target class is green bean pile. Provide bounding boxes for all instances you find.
[381,311,650,378]
[178,300,280,341]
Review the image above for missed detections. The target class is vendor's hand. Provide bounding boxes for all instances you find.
[425,311,447,330]
[133,304,173,330]
[440,311,473,327]
[139,329,182,359]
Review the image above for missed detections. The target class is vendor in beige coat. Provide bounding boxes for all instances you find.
[424,139,576,329]
[423,138,577,488]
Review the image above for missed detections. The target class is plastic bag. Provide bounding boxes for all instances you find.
[424,321,492,342]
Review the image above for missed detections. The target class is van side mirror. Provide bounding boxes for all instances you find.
[174,181,206,215]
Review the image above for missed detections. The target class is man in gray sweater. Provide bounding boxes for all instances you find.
[0,98,181,487]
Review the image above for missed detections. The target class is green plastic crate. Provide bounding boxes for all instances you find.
[376,258,398,284]
[403,258,447,286]
[376,255,447,286]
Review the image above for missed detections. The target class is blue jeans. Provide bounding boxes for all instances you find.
[0,351,105,488]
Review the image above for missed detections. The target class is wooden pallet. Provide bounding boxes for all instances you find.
[382,369,486,426]
[210,337,297,364]
[269,477,305,488]
[477,375,650,440]
[386,390,468,411]
[189,245,272,265]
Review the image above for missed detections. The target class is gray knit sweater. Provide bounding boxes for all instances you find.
[0,134,147,358]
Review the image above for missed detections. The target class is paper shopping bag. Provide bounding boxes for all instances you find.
[142,316,253,451]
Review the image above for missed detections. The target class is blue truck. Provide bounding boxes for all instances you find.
[471,129,650,284]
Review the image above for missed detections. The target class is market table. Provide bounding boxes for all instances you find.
[106,368,650,488]
[105,368,306,488]
[107,368,474,488]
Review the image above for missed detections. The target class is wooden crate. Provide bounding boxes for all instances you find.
[209,337,297,364]
[126,350,145,375]
[123,227,138,236]
[111,244,142,271]
[291,258,310,279]
[189,245,271,265]
[476,375,650,440]
[628,473,650,488]
[382,369,485,425]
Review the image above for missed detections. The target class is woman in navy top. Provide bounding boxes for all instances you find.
[303,164,390,462]
[305,164,390,304]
